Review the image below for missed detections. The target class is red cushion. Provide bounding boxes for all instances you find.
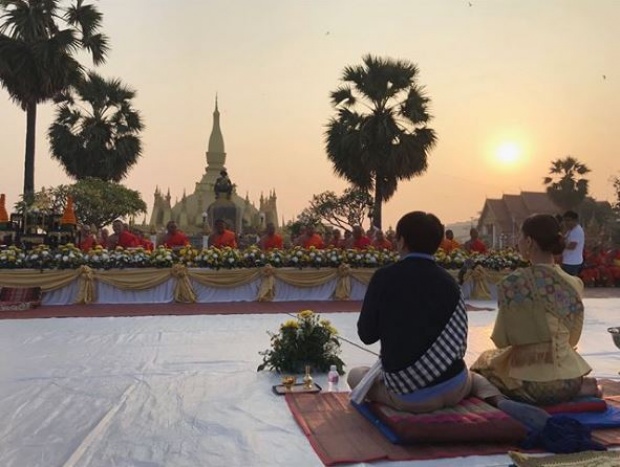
[543,397,607,414]
[368,397,528,444]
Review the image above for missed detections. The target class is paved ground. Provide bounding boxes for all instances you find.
[1,287,618,320]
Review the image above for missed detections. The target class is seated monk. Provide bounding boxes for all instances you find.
[348,211,505,413]
[163,221,189,249]
[350,225,371,249]
[326,229,343,248]
[298,224,324,249]
[371,230,393,250]
[464,228,487,254]
[134,229,154,251]
[259,222,283,250]
[209,219,237,248]
[439,229,460,253]
[471,214,599,406]
[78,224,98,252]
[108,220,138,249]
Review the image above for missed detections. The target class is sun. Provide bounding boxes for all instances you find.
[496,142,521,165]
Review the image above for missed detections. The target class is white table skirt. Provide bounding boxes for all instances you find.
[39,273,481,305]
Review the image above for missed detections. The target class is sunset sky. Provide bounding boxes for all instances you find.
[1,0,619,230]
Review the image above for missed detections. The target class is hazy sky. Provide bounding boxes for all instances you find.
[1,0,619,229]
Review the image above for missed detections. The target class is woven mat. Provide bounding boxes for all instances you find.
[285,379,620,466]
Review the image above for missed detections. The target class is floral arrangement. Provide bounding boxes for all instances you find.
[0,246,25,268]
[257,310,345,374]
[0,245,527,272]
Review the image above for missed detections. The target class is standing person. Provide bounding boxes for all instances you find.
[561,210,585,276]
[259,222,283,250]
[471,214,598,405]
[348,211,503,413]
[163,220,190,249]
[465,227,487,254]
[209,219,237,248]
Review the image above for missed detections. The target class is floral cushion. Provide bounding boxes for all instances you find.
[357,397,528,444]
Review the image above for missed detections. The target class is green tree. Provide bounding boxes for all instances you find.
[543,156,591,212]
[48,72,144,181]
[47,178,146,229]
[297,187,373,232]
[0,0,109,197]
[613,175,620,213]
[325,54,437,229]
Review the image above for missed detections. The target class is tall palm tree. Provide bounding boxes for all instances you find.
[543,156,591,212]
[325,54,437,229]
[0,0,108,198]
[48,72,143,181]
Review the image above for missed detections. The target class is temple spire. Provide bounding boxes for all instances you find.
[206,95,226,171]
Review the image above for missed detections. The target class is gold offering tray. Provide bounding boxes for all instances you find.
[272,382,322,395]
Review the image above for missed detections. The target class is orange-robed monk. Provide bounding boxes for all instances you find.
[298,224,324,249]
[260,222,283,250]
[209,219,237,248]
[163,221,190,248]
[439,229,460,253]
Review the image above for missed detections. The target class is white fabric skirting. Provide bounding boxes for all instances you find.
[38,274,476,305]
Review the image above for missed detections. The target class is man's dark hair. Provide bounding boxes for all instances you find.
[563,210,579,221]
[395,211,444,254]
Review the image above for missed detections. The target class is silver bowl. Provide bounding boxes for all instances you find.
[608,327,620,350]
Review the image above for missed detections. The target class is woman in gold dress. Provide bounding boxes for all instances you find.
[471,214,599,405]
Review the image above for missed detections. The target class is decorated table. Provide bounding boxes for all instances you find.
[0,265,508,306]
[0,244,523,305]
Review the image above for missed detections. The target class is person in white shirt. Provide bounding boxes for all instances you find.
[561,210,585,276]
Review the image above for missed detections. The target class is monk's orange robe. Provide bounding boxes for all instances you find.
[164,231,189,248]
[372,239,393,250]
[440,239,460,253]
[302,233,324,249]
[79,236,98,252]
[261,234,283,250]
[211,230,237,248]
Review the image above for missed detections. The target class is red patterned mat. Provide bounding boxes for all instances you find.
[285,379,620,466]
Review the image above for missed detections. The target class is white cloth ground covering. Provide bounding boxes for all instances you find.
[1,299,620,467]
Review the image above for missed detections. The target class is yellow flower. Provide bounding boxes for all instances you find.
[319,319,331,327]
[281,320,299,329]
[298,310,314,319]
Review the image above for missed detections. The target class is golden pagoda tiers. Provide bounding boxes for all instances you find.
[149,98,278,235]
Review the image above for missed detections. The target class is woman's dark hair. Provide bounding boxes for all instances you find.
[396,211,444,254]
[521,214,565,255]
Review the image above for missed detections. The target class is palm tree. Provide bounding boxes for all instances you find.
[543,156,591,212]
[48,72,144,181]
[325,54,437,229]
[0,0,109,198]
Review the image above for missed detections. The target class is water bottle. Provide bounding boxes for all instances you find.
[327,365,340,392]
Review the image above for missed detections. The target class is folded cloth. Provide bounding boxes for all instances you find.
[522,415,607,454]
[350,359,382,404]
